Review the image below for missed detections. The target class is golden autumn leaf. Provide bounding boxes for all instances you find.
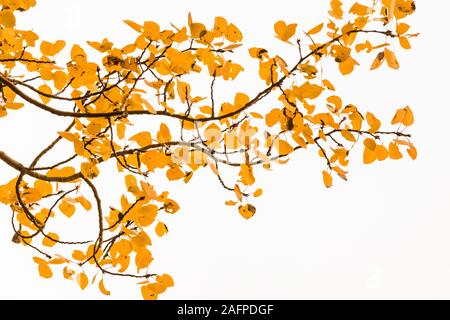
[370,51,385,70]
[239,164,255,186]
[366,112,381,133]
[99,279,111,296]
[81,161,99,179]
[0,10,16,28]
[389,142,403,159]
[322,170,333,188]
[375,145,389,161]
[135,248,153,270]
[363,147,377,164]
[42,233,59,247]
[166,166,185,181]
[157,123,171,143]
[123,20,142,32]
[38,263,53,279]
[40,40,65,56]
[407,145,417,160]
[156,274,174,288]
[155,221,168,237]
[276,139,294,155]
[238,204,256,219]
[253,188,263,197]
[130,132,152,148]
[307,23,323,35]
[141,285,158,300]
[384,48,400,69]
[391,106,414,126]
[59,201,76,218]
[274,20,297,43]
[329,0,344,19]
[76,272,89,290]
[38,84,52,104]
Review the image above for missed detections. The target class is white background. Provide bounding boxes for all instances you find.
[1,0,450,299]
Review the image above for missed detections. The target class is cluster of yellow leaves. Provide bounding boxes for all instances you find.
[0,0,418,300]
[140,274,174,300]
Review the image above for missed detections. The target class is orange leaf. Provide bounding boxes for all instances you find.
[76,272,89,290]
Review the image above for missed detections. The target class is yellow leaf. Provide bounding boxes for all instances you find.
[143,21,160,40]
[155,221,168,237]
[42,232,59,247]
[407,145,417,160]
[331,45,351,63]
[130,132,152,148]
[234,92,249,107]
[389,142,403,159]
[238,204,256,219]
[307,23,323,35]
[38,263,53,279]
[99,279,111,296]
[296,81,324,99]
[38,85,52,104]
[370,51,385,70]
[225,23,242,42]
[402,106,414,126]
[0,10,16,28]
[327,95,342,112]
[81,161,99,179]
[276,139,294,155]
[363,138,376,151]
[141,285,158,300]
[391,106,414,126]
[35,180,52,196]
[339,57,359,75]
[375,145,389,161]
[329,0,344,19]
[72,250,85,261]
[366,112,381,133]
[123,20,142,32]
[76,272,89,290]
[341,129,356,142]
[135,248,153,270]
[322,170,333,188]
[213,16,228,37]
[363,147,376,164]
[40,40,65,56]
[156,273,174,288]
[274,20,297,42]
[349,2,373,16]
[5,102,24,110]
[239,164,255,186]
[397,23,410,35]
[384,48,400,69]
[250,112,263,119]
[137,204,158,227]
[399,36,411,49]
[322,79,335,91]
[190,22,206,38]
[157,123,171,143]
[234,184,243,202]
[253,188,263,197]
[265,108,281,127]
[59,201,75,218]
[63,266,75,279]
[53,71,68,90]
[125,174,139,193]
[166,166,185,181]
[76,196,92,211]
[113,239,133,257]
